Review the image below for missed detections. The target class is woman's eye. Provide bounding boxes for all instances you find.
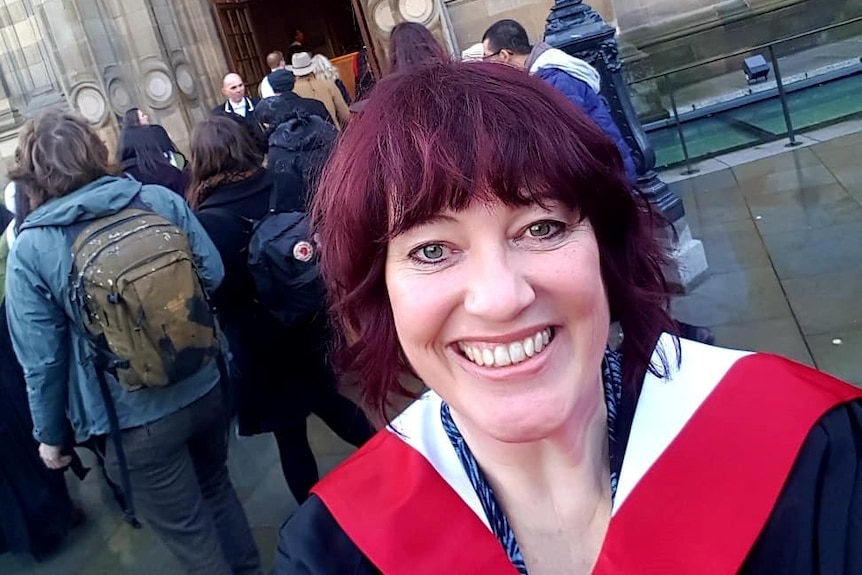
[421,244,444,260]
[527,220,563,238]
[410,243,448,264]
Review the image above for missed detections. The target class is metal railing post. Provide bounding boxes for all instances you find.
[667,76,698,175]
[768,44,799,147]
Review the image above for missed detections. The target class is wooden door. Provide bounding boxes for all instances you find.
[212,0,265,95]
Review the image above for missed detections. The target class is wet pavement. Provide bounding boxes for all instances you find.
[670,128,862,384]
[3,128,862,574]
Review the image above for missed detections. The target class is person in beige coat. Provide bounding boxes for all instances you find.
[290,52,351,130]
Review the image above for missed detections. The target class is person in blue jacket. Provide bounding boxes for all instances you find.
[5,110,262,574]
[481,19,637,180]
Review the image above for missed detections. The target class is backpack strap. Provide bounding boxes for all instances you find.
[266,175,279,213]
[92,355,143,529]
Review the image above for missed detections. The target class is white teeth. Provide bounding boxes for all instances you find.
[509,342,526,363]
[534,333,544,353]
[458,328,554,369]
[494,346,512,367]
[523,336,535,357]
[464,346,475,362]
[482,348,495,367]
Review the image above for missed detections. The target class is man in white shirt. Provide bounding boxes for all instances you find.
[260,51,287,99]
[213,72,259,118]
[212,72,266,152]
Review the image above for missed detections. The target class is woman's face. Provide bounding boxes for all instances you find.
[385,199,610,443]
[137,110,149,125]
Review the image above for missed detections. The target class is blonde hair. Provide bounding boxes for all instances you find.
[311,54,340,83]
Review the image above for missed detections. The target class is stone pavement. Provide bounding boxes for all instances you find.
[668,127,862,385]
[3,127,862,574]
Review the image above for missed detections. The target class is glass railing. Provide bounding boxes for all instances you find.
[628,17,862,173]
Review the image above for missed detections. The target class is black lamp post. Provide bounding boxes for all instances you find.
[544,0,685,223]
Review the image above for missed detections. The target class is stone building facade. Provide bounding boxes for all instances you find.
[0,0,857,176]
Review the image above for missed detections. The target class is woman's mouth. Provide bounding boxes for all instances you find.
[456,328,555,368]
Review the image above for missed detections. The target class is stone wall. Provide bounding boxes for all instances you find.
[443,0,554,48]
[620,0,862,88]
[0,0,229,180]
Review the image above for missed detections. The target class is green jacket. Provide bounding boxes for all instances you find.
[5,176,225,445]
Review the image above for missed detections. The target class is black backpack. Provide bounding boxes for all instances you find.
[211,182,325,326]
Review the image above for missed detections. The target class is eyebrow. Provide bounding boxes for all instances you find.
[392,212,459,236]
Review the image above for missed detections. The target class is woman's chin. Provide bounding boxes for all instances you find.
[468,401,574,444]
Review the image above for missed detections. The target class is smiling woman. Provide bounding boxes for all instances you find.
[274,62,862,575]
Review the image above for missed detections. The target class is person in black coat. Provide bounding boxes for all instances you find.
[213,73,267,154]
[0,257,75,558]
[117,121,188,196]
[186,116,375,504]
[255,69,333,133]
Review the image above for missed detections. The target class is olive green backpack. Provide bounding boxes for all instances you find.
[71,207,219,390]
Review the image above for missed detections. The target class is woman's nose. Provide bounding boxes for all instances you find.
[463,246,535,323]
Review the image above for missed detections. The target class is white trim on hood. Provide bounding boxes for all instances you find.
[529,47,602,94]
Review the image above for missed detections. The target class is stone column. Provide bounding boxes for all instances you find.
[359,0,457,67]
[0,0,71,162]
[545,0,708,290]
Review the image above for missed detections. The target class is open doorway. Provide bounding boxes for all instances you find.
[212,0,377,100]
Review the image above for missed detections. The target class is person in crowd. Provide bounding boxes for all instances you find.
[274,62,862,573]
[119,107,180,165]
[387,21,450,75]
[260,51,287,100]
[213,72,266,153]
[482,19,714,346]
[5,110,262,575]
[256,69,333,132]
[311,53,351,104]
[482,19,636,180]
[286,28,306,59]
[291,52,351,130]
[117,117,188,195]
[215,72,259,120]
[0,181,80,560]
[187,116,375,505]
[255,69,337,186]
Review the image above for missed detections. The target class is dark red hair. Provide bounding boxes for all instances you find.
[313,61,677,419]
[387,22,449,75]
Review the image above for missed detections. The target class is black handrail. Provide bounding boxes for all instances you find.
[630,16,862,85]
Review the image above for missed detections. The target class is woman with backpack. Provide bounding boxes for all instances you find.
[189,116,376,505]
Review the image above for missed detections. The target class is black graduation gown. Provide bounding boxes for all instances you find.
[277,401,862,574]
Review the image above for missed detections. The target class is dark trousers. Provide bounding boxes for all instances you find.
[273,387,375,504]
[105,386,261,575]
